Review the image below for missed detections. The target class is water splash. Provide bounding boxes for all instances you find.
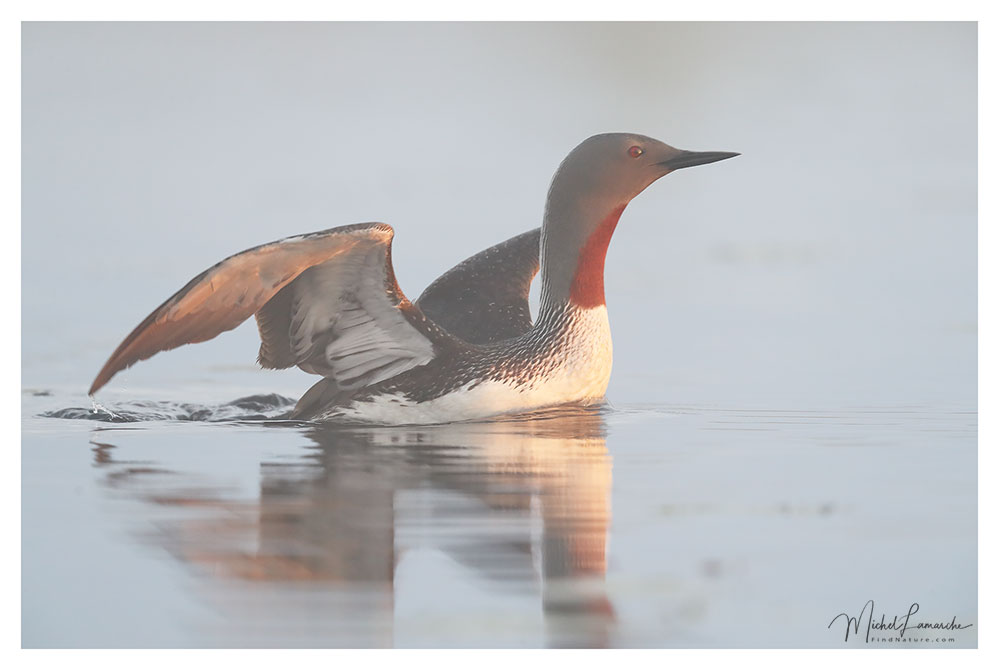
[41,393,298,423]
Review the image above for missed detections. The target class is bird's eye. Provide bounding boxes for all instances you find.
[628,145,644,158]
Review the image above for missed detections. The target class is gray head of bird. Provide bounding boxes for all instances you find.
[539,132,739,311]
[546,132,739,212]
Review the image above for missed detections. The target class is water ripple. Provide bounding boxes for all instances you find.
[41,393,298,423]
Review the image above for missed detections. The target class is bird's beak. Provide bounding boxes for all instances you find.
[657,150,740,171]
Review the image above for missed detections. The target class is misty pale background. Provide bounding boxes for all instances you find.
[22,22,976,648]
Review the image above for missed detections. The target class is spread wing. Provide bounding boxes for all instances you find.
[415,228,540,344]
[89,222,438,395]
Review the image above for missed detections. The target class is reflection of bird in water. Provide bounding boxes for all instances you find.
[92,406,617,647]
[89,134,736,424]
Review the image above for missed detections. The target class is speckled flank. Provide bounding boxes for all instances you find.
[319,305,613,424]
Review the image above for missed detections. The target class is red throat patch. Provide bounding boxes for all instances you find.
[568,205,627,308]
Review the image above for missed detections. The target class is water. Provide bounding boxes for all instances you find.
[21,22,977,648]
[22,391,977,648]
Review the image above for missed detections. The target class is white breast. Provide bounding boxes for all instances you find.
[326,306,614,425]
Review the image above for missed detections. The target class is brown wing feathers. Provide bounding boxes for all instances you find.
[254,281,298,369]
[88,223,394,394]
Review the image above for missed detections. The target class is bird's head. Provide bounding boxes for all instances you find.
[539,133,739,311]
[547,133,739,210]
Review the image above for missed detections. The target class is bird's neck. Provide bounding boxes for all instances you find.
[537,200,627,324]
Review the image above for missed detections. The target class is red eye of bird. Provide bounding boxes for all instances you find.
[628,145,644,158]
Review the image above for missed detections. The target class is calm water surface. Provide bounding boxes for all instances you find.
[22,389,977,648]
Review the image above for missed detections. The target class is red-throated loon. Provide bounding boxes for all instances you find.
[89,133,738,424]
